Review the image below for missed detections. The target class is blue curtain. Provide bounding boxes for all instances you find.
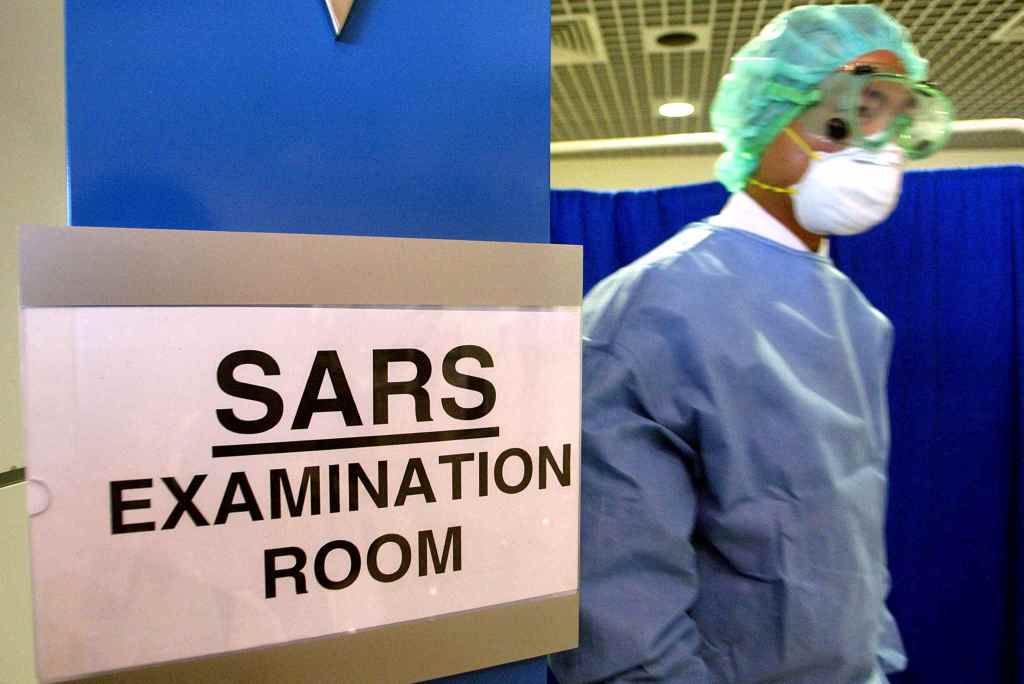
[551,165,1024,684]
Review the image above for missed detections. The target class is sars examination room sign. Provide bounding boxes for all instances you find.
[18,226,582,682]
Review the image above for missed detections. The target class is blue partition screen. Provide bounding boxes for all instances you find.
[551,165,1024,684]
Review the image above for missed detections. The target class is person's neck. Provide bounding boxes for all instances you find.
[746,184,822,252]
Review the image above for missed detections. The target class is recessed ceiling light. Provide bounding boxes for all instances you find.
[658,101,696,118]
[656,31,700,48]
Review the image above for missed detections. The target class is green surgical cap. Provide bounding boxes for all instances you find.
[710,4,928,193]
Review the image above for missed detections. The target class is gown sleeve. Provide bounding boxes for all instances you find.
[876,325,907,677]
[876,601,907,675]
[549,339,711,683]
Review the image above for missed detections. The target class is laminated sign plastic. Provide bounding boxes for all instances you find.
[19,226,582,682]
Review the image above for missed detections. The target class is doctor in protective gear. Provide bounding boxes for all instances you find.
[549,5,953,684]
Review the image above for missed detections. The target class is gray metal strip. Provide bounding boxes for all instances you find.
[0,467,25,489]
[71,592,578,684]
[19,226,582,308]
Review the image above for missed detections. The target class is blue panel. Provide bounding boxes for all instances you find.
[551,166,1024,683]
[66,0,550,243]
[66,2,552,681]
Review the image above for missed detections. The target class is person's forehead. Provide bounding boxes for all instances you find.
[843,49,907,75]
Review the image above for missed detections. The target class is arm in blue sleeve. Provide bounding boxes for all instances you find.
[550,341,710,683]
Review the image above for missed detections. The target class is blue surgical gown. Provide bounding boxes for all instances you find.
[550,224,906,683]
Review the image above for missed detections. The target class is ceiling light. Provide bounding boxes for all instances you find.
[658,101,695,118]
[656,31,700,48]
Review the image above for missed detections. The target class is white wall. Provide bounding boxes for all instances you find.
[551,147,1024,190]
[1,1,66,681]
[551,153,721,190]
[0,481,35,682]
[1,1,66,467]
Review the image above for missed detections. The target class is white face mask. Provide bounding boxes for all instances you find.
[791,144,905,237]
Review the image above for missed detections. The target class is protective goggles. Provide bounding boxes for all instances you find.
[781,66,954,159]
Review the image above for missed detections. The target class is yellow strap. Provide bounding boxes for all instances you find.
[748,177,796,195]
[783,127,822,161]
[747,128,821,194]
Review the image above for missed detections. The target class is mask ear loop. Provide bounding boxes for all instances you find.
[748,177,796,194]
[782,127,822,161]
[747,128,821,195]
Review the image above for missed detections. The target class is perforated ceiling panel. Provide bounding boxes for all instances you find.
[551,0,1024,142]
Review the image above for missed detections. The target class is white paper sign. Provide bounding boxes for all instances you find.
[21,306,580,681]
